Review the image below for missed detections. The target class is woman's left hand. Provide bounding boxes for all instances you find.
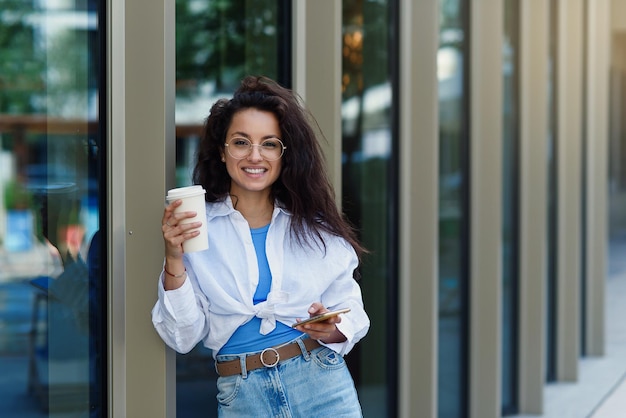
[293,302,347,344]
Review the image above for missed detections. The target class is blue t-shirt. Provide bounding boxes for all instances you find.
[218,223,303,355]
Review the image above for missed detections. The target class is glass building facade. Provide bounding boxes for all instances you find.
[501,0,520,413]
[437,0,469,416]
[0,1,106,415]
[0,1,622,417]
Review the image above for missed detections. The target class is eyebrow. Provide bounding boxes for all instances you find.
[229,132,281,140]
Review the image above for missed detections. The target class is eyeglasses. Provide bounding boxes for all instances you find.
[224,137,286,161]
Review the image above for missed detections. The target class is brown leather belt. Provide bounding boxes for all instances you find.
[216,339,322,377]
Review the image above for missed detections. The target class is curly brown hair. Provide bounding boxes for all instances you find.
[192,75,365,260]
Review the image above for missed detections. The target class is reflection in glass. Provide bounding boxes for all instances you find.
[174,0,290,184]
[438,0,469,416]
[608,26,626,287]
[342,0,397,416]
[502,0,520,414]
[174,1,290,416]
[0,1,105,416]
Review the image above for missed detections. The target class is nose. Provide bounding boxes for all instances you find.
[247,144,263,161]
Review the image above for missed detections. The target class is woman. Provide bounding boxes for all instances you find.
[152,76,369,417]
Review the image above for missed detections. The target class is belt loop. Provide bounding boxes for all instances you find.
[239,356,248,379]
[296,338,311,361]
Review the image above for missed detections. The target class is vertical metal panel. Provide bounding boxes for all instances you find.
[109,0,175,416]
[291,0,307,96]
[612,0,626,31]
[555,0,583,382]
[398,1,439,417]
[469,1,504,417]
[291,0,342,199]
[108,0,126,415]
[584,0,610,358]
[518,1,549,413]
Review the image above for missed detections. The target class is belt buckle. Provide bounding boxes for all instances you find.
[260,347,280,368]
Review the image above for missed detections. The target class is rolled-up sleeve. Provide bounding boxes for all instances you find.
[324,303,369,355]
[318,242,370,355]
[151,271,210,354]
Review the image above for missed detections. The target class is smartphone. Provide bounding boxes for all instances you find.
[291,308,351,328]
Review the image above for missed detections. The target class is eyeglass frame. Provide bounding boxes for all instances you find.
[224,136,287,161]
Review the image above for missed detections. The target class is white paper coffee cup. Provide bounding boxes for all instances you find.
[166,185,208,252]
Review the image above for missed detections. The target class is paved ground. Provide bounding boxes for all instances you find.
[591,374,626,417]
[587,234,626,418]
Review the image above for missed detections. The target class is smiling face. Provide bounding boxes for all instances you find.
[222,108,283,199]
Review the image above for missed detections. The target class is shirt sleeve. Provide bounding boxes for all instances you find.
[151,269,211,354]
[318,240,370,355]
[321,291,370,355]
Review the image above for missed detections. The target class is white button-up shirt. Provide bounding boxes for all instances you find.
[151,197,370,357]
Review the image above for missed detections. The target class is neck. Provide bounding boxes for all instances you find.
[230,192,274,228]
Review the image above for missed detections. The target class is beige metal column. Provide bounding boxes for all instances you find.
[109,0,176,416]
[398,0,439,416]
[584,0,610,357]
[469,1,503,417]
[518,0,549,413]
[292,0,342,198]
[555,0,584,382]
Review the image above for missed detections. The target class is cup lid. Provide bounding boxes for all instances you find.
[166,185,206,200]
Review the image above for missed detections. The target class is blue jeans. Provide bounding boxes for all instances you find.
[215,338,363,417]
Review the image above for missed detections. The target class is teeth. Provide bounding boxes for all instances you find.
[244,168,266,174]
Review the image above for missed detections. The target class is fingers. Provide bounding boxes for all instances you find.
[162,226,201,259]
[162,199,200,231]
[307,302,327,316]
[295,304,348,343]
[293,303,340,340]
[295,320,338,341]
[162,218,202,234]
[304,303,341,323]
[162,199,202,257]
[162,199,182,226]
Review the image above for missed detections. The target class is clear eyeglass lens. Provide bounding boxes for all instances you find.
[226,137,285,161]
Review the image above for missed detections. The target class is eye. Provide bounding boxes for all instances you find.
[231,137,250,147]
[261,139,280,149]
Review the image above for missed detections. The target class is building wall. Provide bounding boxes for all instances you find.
[109,1,614,417]
[0,0,620,416]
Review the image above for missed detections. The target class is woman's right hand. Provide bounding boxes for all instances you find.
[162,199,203,257]
[161,200,201,289]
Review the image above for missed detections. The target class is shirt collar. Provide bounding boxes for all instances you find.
[206,195,291,219]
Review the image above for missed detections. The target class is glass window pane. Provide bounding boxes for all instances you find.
[438,0,470,416]
[341,0,397,416]
[502,0,520,413]
[174,1,290,416]
[609,35,626,238]
[580,0,589,358]
[0,1,106,416]
[608,29,626,280]
[546,0,559,382]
